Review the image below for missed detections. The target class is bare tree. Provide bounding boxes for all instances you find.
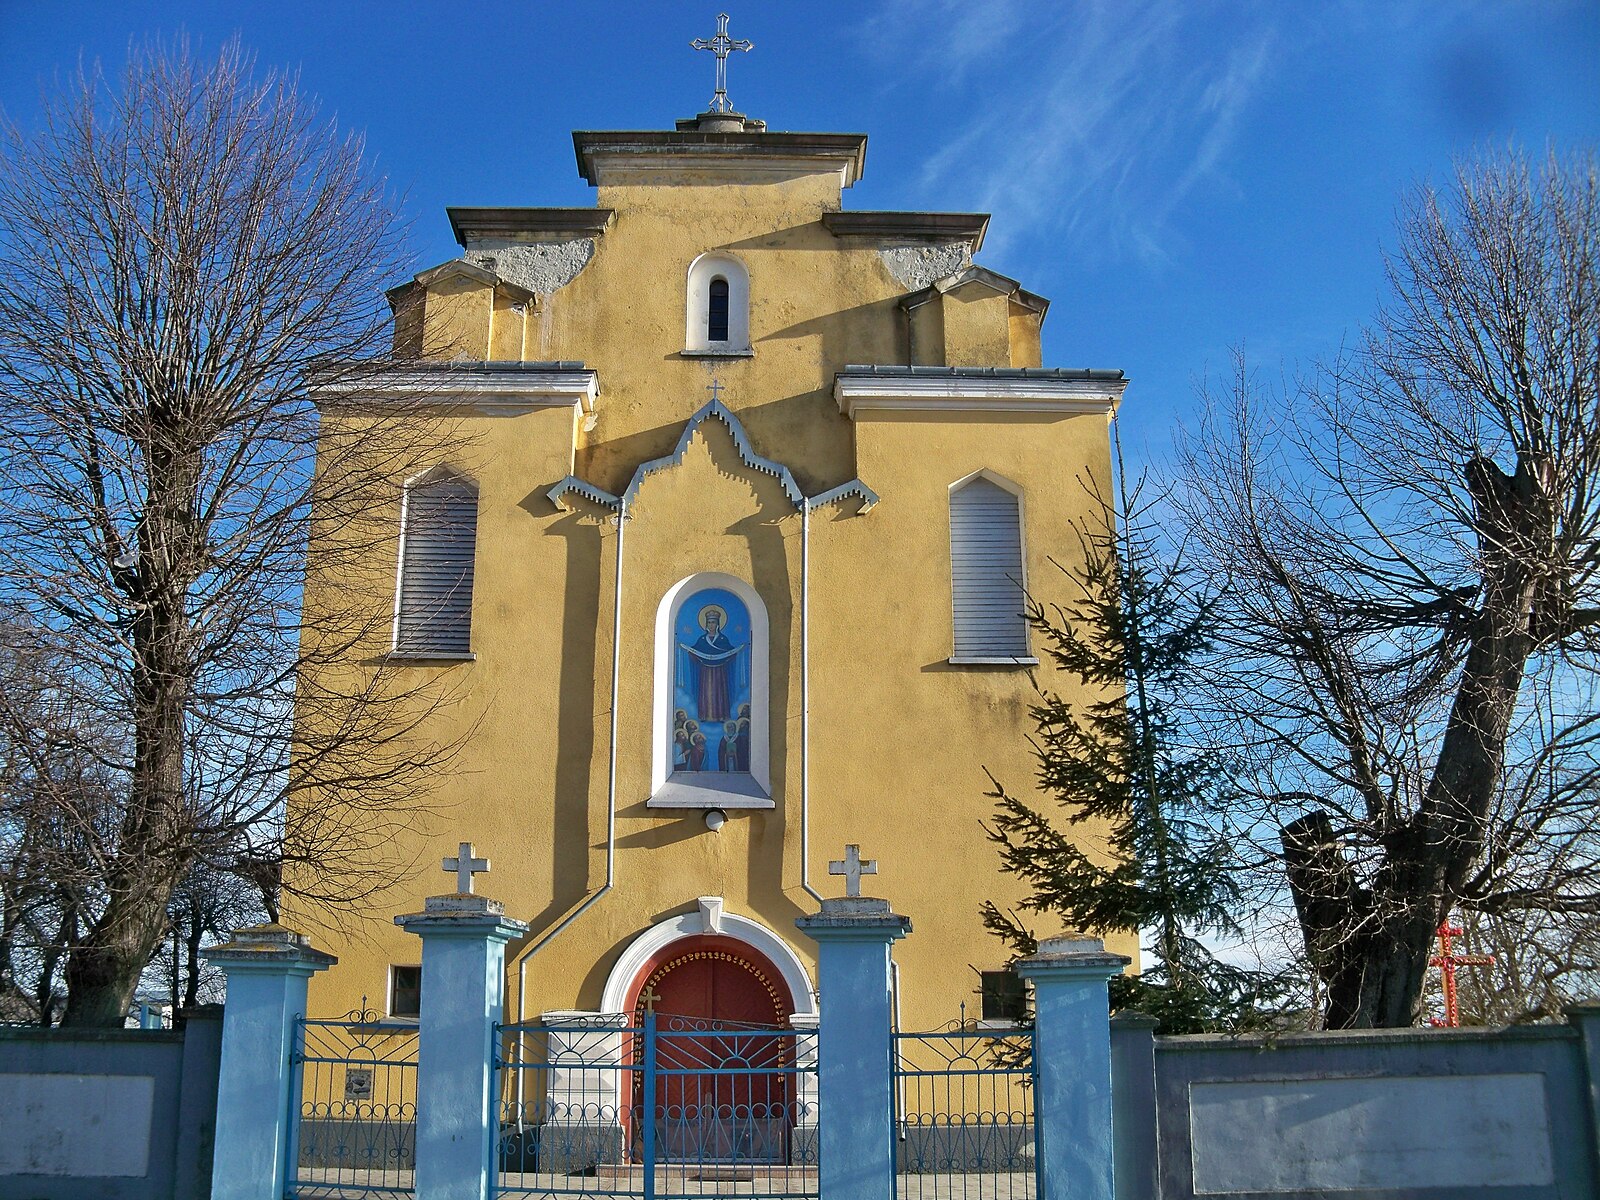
[0,38,463,1026]
[1181,148,1599,1027]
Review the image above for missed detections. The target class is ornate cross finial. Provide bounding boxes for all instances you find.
[442,841,490,894]
[707,378,725,403]
[828,844,878,898]
[691,13,753,114]
[640,985,660,1014]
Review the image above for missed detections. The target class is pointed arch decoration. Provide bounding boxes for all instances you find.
[546,398,879,515]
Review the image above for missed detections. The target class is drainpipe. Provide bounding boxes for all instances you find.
[800,499,823,904]
[509,497,626,1107]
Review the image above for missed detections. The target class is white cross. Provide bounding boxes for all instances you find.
[828,844,877,898]
[691,13,753,114]
[442,842,490,894]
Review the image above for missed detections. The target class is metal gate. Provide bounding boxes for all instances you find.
[497,1010,818,1199]
[893,1019,1037,1200]
[287,1002,420,1199]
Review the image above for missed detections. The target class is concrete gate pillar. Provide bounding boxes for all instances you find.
[796,895,912,1200]
[396,890,528,1200]
[203,924,336,1200]
[1016,934,1131,1200]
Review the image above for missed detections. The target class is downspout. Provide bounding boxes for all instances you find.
[800,499,823,903]
[512,496,626,1029]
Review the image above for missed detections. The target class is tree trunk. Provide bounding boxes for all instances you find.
[61,430,201,1027]
[1285,455,1549,1028]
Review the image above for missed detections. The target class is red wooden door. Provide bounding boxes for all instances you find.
[630,937,794,1163]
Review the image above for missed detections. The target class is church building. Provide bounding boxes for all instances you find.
[295,57,1132,1042]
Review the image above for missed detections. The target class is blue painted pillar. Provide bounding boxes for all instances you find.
[1565,1001,1600,1180]
[796,896,912,1200]
[396,894,528,1200]
[1016,935,1131,1200]
[203,924,337,1200]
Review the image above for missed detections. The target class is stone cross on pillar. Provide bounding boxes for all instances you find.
[443,841,489,894]
[691,12,753,114]
[829,844,878,897]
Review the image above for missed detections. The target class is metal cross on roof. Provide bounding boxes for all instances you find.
[707,378,725,403]
[442,841,490,894]
[828,844,878,898]
[691,13,753,114]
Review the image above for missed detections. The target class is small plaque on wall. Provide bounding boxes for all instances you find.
[344,1067,373,1101]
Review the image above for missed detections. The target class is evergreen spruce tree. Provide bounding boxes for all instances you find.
[983,460,1288,1034]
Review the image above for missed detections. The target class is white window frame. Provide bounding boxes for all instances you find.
[947,469,1038,665]
[651,572,770,803]
[684,251,752,355]
[391,464,479,661]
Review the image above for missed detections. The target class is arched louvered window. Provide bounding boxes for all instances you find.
[707,277,730,342]
[394,468,478,657]
[949,473,1030,660]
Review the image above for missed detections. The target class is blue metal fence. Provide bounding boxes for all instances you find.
[496,1012,817,1199]
[893,1020,1037,1200]
[288,1002,419,1198]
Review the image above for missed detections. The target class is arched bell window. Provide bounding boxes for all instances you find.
[393,465,478,658]
[685,253,751,354]
[707,277,730,343]
[948,470,1033,662]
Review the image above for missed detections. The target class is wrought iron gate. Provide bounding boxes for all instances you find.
[496,1010,818,1199]
[893,1019,1038,1200]
[287,1002,419,1199]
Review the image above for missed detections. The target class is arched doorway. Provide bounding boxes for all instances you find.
[626,934,797,1164]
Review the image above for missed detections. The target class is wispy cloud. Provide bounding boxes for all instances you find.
[859,1,1281,269]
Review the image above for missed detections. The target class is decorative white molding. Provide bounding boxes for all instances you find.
[835,373,1125,417]
[599,906,818,1019]
[547,398,878,514]
[697,896,725,935]
[310,367,599,415]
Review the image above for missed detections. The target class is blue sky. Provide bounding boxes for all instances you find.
[3,2,1596,467]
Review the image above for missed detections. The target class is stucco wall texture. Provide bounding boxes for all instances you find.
[293,119,1133,1032]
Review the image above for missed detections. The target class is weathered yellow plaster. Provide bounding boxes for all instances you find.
[292,118,1132,1035]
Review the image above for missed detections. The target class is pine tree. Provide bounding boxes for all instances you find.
[983,461,1288,1034]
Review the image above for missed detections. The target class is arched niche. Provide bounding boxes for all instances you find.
[652,572,770,807]
[685,251,752,354]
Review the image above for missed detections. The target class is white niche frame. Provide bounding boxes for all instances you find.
[684,251,752,355]
[650,572,771,808]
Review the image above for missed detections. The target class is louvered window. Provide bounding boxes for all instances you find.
[950,475,1029,659]
[395,470,477,656]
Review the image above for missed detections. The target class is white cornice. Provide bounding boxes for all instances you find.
[834,374,1125,417]
[584,153,857,188]
[310,367,599,415]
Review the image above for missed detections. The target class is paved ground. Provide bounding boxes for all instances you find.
[294,1167,1035,1200]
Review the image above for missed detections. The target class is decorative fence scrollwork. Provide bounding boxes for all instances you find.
[289,1000,418,1198]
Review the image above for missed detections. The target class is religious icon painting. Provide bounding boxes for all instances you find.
[672,587,752,776]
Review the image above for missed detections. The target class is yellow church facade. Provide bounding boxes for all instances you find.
[295,105,1133,1037]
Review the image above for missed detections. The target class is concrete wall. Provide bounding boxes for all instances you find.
[1111,1003,1600,1200]
[0,1008,222,1200]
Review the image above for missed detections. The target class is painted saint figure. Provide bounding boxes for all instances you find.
[673,588,753,775]
[682,604,741,720]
